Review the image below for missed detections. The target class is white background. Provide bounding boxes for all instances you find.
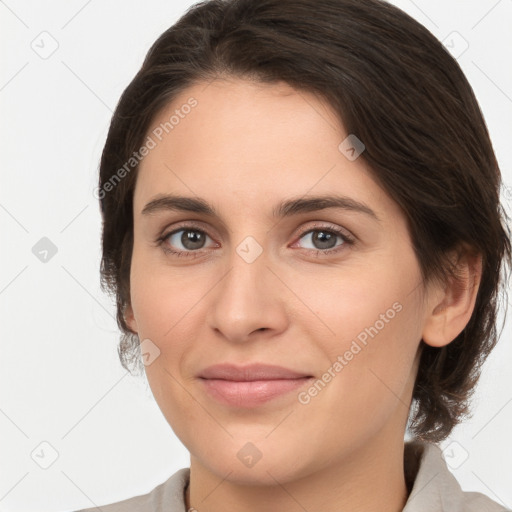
[1,0,511,510]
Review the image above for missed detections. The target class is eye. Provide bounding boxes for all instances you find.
[157,225,216,258]
[294,224,354,256]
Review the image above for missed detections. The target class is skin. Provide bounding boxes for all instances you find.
[124,77,481,512]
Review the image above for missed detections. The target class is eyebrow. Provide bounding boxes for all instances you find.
[141,193,380,222]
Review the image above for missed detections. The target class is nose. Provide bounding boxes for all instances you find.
[205,243,289,344]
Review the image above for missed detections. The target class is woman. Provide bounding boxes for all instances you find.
[82,0,511,510]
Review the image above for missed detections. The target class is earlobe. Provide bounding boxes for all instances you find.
[422,249,482,348]
[124,303,138,333]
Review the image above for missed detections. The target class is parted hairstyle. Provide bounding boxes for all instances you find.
[97,0,511,442]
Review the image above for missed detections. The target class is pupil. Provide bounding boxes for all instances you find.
[314,231,336,249]
[183,230,204,250]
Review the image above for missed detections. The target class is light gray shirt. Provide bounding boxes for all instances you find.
[76,441,509,511]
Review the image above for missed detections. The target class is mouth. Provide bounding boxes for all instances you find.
[197,363,314,408]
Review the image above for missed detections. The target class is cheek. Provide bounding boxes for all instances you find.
[291,253,419,346]
[297,257,423,419]
[337,318,420,434]
[128,252,212,395]
[129,249,201,341]
[129,259,204,436]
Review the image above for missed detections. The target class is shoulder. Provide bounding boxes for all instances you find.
[75,467,190,512]
[403,441,509,512]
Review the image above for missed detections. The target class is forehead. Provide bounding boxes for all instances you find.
[145,77,344,159]
[133,78,393,220]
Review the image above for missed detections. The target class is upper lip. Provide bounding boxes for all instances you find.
[198,363,312,381]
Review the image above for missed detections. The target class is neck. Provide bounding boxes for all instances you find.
[185,432,410,512]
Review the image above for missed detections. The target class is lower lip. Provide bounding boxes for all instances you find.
[199,377,313,408]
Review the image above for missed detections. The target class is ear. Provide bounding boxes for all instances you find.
[124,303,139,334]
[422,247,482,348]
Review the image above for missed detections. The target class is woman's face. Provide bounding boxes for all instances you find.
[126,77,431,484]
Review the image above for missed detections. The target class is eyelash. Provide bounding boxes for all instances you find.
[155,221,355,259]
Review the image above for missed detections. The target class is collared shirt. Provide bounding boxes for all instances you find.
[76,441,509,511]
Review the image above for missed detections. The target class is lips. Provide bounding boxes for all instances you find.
[197,363,314,408]
[198,363,312,381]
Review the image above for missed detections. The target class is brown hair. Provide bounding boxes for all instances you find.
[97,0,511,442]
